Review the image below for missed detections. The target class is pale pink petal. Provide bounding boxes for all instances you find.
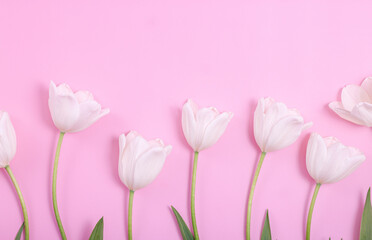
[361,77,372,98]
[48,82,80,132]
[54,82,74,96]
[118,132,144,190]
[69,100,109,132]
[329,101,365,126]
[264,114,305,152]
[341,85,370,111]
[199,112,233,151]
[260,102,289,150]
[131,147,168,191]
[306,133,327,183]
[253,98,266,151]
[0,112,16,167]
[182,100,198,151]
[74,90,94,103]
[351,102,372,127]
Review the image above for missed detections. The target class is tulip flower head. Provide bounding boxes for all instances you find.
[306,133,365,184]
[48,81,110,133]
[0,111,17,168]
[182,99,233,152]
[329,77,372,127]
[253,97,312,153]
[118,131,172,191]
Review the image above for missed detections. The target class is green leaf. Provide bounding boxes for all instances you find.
[261,210,272,240]
[89,217,104,240]
[360,188,372,240]
[15,222,24,240]
[171,206,194,240]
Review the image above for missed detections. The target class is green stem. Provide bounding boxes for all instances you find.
[306,183,321,240]
[246,152,266,240]
[52,132,66,240]
[191,151,200,240]
[128,190,134,240]
[5,166,29,240]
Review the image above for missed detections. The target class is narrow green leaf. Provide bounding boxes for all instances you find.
[89,217,104,240]
[360,188,372,240]
[171,206,194,240]
[261,210,272,240]
[14,222,24,240]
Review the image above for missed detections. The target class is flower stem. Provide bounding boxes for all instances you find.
[191,151,200,240]
[306,183,321,240]
[5,166,29,240]
[246,151,266,240]
[128,190,134,240]
[52,132,66,240]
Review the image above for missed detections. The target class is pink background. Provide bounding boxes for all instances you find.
[0,1,372,239]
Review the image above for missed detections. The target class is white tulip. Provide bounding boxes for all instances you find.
[182,99,233,152]
[118,131,172,191]
[306,132,365,184]
[48,81,109,133]
[329,77,372,127]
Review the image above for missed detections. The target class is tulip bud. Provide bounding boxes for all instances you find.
[181,99,233,152]
[48,81,109,133]
[329,77,372,127]
[253,97,312,152]
[0,111,17,168]
[306,133,365,184]
[118,131,172,191]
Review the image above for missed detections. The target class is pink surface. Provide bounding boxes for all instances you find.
[0,1,372,239]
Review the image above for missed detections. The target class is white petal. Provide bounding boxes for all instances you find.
[48,82,80,132]
[253,98,266,151]
[69,100,109,132]
[327,148,365,183]
[198,112,233,151]
[118,133,143,190]
[302,122,313,130]
[0,112,16,167]
[182,100,198,151]
[321,143,365,183]
[132,146,167,191]
[306,133,327,183]
[164,145,173,155]
[329,101,365,126]
[74,90,94,103]
[264,114,305,152]
[361,77,372,98]
[119,134,126,160]
[341,85,370,111]
[260,101,289,151]
[351,102,372,127]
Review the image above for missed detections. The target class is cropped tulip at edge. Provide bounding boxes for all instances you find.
[305,132,365,240]
[118,131,172,191]
[182,99,233,152]
[329,77,372,127]
[0,111,16,168]
[254,97,312,152]
[48,81,110,133]
[0,111,29,240]
[306,132,365,184]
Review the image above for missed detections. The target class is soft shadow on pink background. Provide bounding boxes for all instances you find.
[1,1,372,239]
